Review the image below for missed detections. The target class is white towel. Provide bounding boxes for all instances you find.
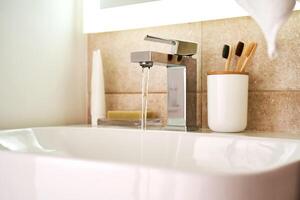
[91,49,106,126]
[235,0,295,58]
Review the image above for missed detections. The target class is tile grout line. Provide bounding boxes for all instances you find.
[105,91,202,95]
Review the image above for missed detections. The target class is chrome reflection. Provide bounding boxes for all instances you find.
[0,129,55,153]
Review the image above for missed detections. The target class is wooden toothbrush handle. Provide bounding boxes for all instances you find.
[240,57,249,72]
[236,56,245,71]
[225,58,230,71]
[240,43,257,72]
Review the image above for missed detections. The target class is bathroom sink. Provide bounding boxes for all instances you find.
[0,127,299,200]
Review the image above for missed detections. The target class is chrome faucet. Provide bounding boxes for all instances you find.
[131,35,198,131]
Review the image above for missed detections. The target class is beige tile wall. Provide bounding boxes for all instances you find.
[88,11,300,133]
[88,22,202,125]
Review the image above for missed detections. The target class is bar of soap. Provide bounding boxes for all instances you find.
[107,111,157,121]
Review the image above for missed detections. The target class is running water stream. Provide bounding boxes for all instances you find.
[141,67,150,130]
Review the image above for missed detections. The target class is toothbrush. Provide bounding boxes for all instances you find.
[240,43,257,72]
[222,44,233,71]
[234,41,244,71]
[236,42,254,70]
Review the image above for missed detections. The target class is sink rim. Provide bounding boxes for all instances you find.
[0,126,299,177]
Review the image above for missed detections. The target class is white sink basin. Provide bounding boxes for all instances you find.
[0,127,299,200]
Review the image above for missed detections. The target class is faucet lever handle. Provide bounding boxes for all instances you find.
[144,35,198,56]
[144,35,176,46]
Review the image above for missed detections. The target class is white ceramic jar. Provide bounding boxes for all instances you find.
[207,71,249,132]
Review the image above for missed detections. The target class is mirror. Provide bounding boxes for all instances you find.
[100,0,159,9]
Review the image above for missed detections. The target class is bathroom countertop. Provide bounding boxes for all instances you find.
[233,130,300,140]
[200,129,300,140]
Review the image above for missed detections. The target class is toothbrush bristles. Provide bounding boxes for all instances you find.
[235,41,244,56]
[222,44,230,59]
